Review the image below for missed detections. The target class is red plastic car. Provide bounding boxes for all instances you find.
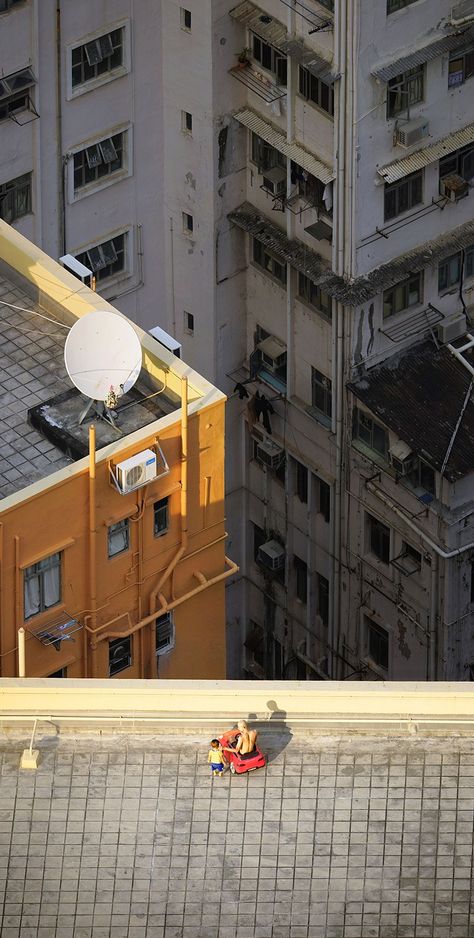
[219,730,266,775]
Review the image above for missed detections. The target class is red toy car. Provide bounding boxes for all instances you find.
[219,730,266,775]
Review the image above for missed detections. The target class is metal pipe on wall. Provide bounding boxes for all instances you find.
[18,628,26,678]
[88,425,97,677]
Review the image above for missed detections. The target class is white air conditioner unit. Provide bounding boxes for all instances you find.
[255,438,285,470]
[389,440,413,476]
[115,449,157,493]
[435,316,466,344]
[257,539,285,571]
[395,118,429,148]
[257,335,287,373]
[261,165,287,197]
[440,173,469,202]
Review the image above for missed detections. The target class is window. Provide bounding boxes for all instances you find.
[253,238,287,285]
[383,272,423,318]
[156,612,175,655]
[438,246,474,292]
[76,233,126,284]
[384,170,422,221]
[366,619,389,670]
[251,133,286,173]
[24,552,61,620]
[183,211,193,234]
[180,7,191,30]
[316,476,331,523]
[253,523,266,562]
[471,559,474,604]
[387,66,424,118]
[448,48,474,88]
[367,514,390,564]
[108,518,130,558]
[298,272,332,321]
[291,163,329,214]
[47,667,67,678]
[0,173,31,223]
[154,498,169,537]
[409,457,435,496]
[353,408,388,458]
[73,132,125,192]
[0,67,36,122]
[71,28,124,89]
[109,636,131,676]
[245,621,265,670]
[439,143,474,184]
[293,458,308,503]
[316,0,333,9]
[391,541,422,575]
[181,110,193,133]
[184,310,194,334]
[316,573,329,626]
[311,368,332,424]
[298,66,334,116]
[294,556,308,604]
[387,0,417,12]
[251,34,287,85]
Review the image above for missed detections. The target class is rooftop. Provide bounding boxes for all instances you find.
[1,726,473,938]
[348,337,474,481]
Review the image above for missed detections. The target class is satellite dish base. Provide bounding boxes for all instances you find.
[78,398,122,434]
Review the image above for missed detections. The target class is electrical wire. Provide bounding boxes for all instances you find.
[0,298,70,329]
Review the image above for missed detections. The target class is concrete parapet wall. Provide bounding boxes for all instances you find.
[1,679,474,735]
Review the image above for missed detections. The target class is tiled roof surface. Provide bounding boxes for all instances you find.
[348,337,474,480]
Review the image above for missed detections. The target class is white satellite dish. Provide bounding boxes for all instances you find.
[64,310,142,428]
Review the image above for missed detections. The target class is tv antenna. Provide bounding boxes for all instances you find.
[64,310,142,430]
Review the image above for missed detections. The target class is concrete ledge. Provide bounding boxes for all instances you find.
[0,679,474,735]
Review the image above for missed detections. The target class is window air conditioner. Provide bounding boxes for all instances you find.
[440,173,469,202]
[261,165,287,197]
[435,316,466,344]
[389,440,413,476]
[255,438,285,470]
[395,118,429,148]
[115,449,157,493]
[257,539,285,571]
[255,335,287,374]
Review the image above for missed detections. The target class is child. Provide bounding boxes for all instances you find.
[207,739,225,776]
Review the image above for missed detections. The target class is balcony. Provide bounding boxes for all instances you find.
[229,62,287,103]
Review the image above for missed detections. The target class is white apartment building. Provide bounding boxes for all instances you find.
[3,0,474,682]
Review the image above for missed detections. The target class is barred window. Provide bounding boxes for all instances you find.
[298,66,334,116]
[384,170,423,221]
[156,613,175,655]
[0,172,31,223]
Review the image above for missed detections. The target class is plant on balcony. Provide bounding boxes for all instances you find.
[236,47,251,67]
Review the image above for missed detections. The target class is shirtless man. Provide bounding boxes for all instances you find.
[225,719,257,756]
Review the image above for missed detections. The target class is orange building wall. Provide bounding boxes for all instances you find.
[0,399,227,680]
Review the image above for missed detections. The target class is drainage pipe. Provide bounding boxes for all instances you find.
[88,424,96,677]
[18,628,26,678]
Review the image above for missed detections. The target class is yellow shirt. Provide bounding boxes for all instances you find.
[208,746,224,764]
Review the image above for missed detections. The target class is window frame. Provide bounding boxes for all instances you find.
[353,407,389,459]
[180,7,192,30]
[316,476,331,523]
[387,66,424,119]
[69,127,131,202]
[298,66,334,117]
[252,238,287,286]
[366,617,389,672]
[0,0,26,10]
[153,497,169,538]
[0,172,32,223]
[387,0,418,13]
[316,572,329,627]
[367,514,391,565]
[251,132,286,174]
[0,67,36,122]
[109,636,132,676]
[67,20,130,100]
[23,552,62,621]
[74,229,129,287]
[251,33,287,86]
[384,170,423,222]
[439,142,474,183]
[383,271,423,319]
[311,367,332,426]
[156,612,175,656]
[294,555,308,604]
[184,310,194,335]
[298,271,332,321]
[182,211,194,235]
[293,458,308,504]
[107,518,130,559]
[448,47,474,88]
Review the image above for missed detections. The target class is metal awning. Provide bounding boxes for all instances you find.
[371,26,474,82]
[379,305,443,343]
[377,119,474,184]
[229,66,286,103]
[279,37,337,83]
[257,335,287,359]
[233,107,334,184]
[230,0,287,47]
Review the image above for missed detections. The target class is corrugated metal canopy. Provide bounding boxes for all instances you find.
[371,26,474,82]
[230,0,287,47]
[378,120,474,184]
[279,37,337,83]
[233,107,334,184]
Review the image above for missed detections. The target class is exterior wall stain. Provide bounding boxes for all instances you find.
[397,621,411,660]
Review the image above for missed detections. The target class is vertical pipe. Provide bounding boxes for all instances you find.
[56,1,66,255]
[88,425,97,677]
[18,627,26,678]
[181,377,188,551]
[0,523,3,671]
[429,553,439,680]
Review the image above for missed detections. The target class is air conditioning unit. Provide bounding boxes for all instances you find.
[257,539,285,571]
[115,449,157,493]
[389,440,414,476]
[255,438,285,470]
[260,164,287,197]
[256,335,287,373]
[450,0,474,25]
[395,118,429,148]
[440,173,469,202]
[435,316,466,344]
